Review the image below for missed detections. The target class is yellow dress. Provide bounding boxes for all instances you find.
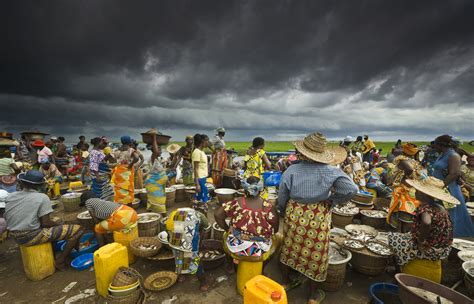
[244,149,265,179]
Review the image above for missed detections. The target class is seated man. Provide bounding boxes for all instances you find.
[4,170,83,270]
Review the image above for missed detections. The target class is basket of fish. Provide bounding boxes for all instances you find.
[332,203,359,228]
[130,237,163,258]
[199,239,226,270]
[318,242,352,292]
[360,210,388,230]
[345,224,378,242]
[365,240,392,256]
[137,213,161,237]
[462,260,474,297]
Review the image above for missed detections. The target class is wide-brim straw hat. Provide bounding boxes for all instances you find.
[405,176,460,205]
[294,132,346,165]
[166,144,181,154]
[328,146,348,165]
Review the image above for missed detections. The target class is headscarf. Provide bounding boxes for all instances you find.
[402,142,419,156]
[120,136,132,145]
[103,146,112,155]
[241,178,264,197]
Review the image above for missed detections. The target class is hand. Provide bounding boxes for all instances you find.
[196,184,201,193]
[417,239,430,251]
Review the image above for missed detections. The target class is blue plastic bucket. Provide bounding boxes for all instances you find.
[61,232,98,258]
[263,171,282,187]
[369,283,400,304]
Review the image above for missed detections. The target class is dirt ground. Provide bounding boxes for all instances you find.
[0,198,470,304]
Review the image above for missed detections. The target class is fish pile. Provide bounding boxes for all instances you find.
[329,246,348,262]
[344,239,364,250]
[199,249,223,260]
[407,287,453,304]
[138,214,160,223]
[366,241,392,256]
[333,203,359,216]
[138,244,159,250]
[468,267,474,277]
[452,239,474,251]
[361,210,387,218]
[350,231,376,242]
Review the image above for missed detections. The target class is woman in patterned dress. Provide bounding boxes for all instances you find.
[388,176,457,268]
[277,132,357,304]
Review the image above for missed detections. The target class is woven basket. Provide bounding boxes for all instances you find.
[61,193,81,212]
[212,223,225,240]
[373,198,391,210]
[107,288,143,304]
[144,271,177,291]
[350,250,389,276]
[464,273,474,298]
[318,261,348,292]
[165,188,176,207]
[331,213,354,228]
[77,213,95,231]
[131,198,141,210]
[130,237,163,258]
[223,168,236,177]
[354,193,373,204]
[174,185,186,202]
[360,213,386,230]
[138,226,160,237]
[137,213,161,230]
[111,267,141,287]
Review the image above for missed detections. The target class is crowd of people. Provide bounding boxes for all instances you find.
[0,129,473,303]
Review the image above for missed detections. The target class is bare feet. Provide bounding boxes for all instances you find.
[199,276,215,292]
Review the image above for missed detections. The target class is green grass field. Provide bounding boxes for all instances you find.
[222,141,474,155]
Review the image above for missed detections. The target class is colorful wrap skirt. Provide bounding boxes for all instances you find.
[10,224,82,246]
[95,205,138,234]
[280,200,331,282]
[144,171,168,213]
[111,164,135,204]
[211,149,227,188]
[91,163,114,200]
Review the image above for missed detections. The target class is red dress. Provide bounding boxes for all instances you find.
[223,197,277,239]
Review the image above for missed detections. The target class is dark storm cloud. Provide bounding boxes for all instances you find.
[1,0,473,140]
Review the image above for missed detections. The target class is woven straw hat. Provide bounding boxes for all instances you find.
[294,132,346,165]
[328,146,348,165]
[405,176,460,205]
[166,144,181,154]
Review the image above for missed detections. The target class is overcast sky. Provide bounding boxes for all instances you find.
[1,1,473,142]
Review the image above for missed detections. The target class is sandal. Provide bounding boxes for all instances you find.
[308,289,325,304]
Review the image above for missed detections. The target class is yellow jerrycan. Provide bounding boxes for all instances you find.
[20,242,55,281]
[113,224,139,264]
[94,242,129,297]
[244,275,288,304]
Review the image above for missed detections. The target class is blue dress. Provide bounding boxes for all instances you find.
[432,149,474,237]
